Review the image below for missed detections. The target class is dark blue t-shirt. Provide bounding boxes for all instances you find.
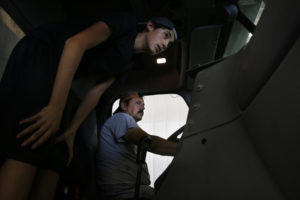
[28,12,138,98]
[28,12,138,77]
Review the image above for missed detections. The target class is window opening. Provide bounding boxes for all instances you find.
[112,94,188,186]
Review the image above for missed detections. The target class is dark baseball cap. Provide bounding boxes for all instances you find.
[150,17,178,40]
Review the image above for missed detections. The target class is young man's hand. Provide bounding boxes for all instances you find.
[16,105,63,149]
[55,127,77,167]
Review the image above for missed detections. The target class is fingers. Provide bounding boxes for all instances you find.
[31,130,52,149]
[19,113,39,125]
[65,138,73,167]
[65,135,75,167]
[17,106,63,148]
[20,125,47,147]
[66,149,73,167]
[16,120,44,138]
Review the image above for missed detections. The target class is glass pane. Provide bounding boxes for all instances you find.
[238,0,265,25]
[224,1,265,57]
[112,94,188,186]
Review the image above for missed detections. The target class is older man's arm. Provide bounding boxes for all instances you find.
[123,127,179,156]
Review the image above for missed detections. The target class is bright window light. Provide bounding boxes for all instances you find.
[156,58,166,64]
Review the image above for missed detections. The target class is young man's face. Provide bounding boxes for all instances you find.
[146,22,175,55]
[123,97,145,122]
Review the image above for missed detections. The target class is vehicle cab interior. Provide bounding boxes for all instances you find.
[0,0,299,199]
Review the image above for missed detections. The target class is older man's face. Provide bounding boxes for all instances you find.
[125,97,145,122]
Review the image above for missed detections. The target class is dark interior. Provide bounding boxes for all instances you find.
[0,0,299,199]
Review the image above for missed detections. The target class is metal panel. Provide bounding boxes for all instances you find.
[157,119,284,200]
[243,37,300,200]
[182,52,242,138]
[189,25,222,67]
[236,0,300,109]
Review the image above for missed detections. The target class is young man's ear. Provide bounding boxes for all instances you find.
[146,21,155,32]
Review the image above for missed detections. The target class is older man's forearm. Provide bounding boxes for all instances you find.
[149,136,179,156]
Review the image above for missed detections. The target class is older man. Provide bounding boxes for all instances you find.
[96,92,178,199]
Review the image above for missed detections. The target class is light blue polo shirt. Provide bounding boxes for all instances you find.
[96,112,152,198]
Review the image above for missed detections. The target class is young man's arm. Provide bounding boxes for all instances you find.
[17,21,112,148]
[55,77,115,166]
[123,127,179,156]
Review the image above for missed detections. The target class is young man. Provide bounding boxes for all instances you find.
[0,13,177,200]
[96,92,179,199]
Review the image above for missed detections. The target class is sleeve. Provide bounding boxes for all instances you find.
[109,113,139,143]
[98,12,137,38]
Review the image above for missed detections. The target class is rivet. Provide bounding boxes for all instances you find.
[192,104,201,110]
[186,120,194,127]
[196,84,204,92]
